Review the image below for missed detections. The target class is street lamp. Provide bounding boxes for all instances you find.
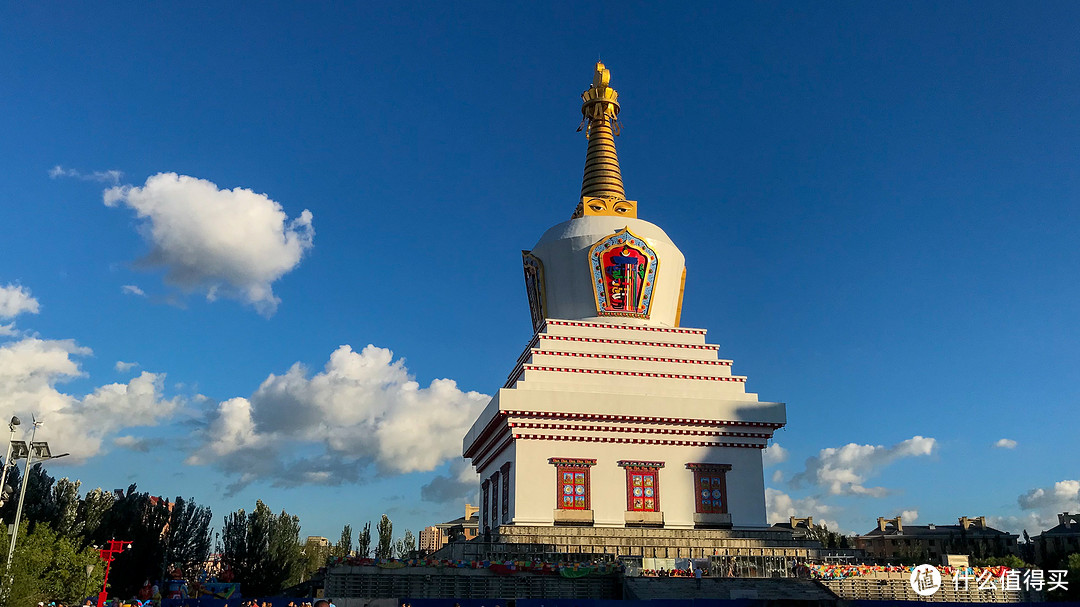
[0,416,21,507]
[97,540,133,607]
[4,419,68,571]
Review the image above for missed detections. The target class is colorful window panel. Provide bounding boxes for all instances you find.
[501,462,511,523]
[687,463,730,514]
[557,467,589,510]
[627,470,659,512]
[697,474,725,513]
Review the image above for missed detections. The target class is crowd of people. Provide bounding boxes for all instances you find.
[795,561,1018,580]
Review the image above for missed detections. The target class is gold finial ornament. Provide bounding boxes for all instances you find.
[574,62,637,219]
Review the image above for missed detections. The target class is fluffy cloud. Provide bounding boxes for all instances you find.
[0,336,180,462]
[990,481,1080,534]
[104,173,314,315]
[0,284,40,319]
[763,443,788,467]
[187,344,489,493]
[790,436,937,497]
[1018,480,1080,512]
[421,459,481,504]
[994,438,1018,449]
[50,165,123,184]
[766,488,840,531]
[898,509,919,523]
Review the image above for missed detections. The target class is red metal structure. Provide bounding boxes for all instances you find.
[96,539,132,607]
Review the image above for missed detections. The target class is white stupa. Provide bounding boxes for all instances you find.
[462,63,787,552]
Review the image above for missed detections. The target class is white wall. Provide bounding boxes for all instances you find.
[513,439,767,528]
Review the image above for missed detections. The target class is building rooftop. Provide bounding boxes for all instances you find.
[1039,513,1080,536]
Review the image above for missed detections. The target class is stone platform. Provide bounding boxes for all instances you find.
[436,525,834,561]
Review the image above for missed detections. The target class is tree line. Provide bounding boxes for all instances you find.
[0,463,417,604]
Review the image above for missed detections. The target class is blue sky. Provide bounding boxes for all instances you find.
[2,2,1079,541]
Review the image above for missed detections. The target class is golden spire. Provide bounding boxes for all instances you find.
[573,62,637,219]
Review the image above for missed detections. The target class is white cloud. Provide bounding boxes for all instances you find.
[0,337,180,462]
[104,173,314,316]
[899,509,919,523]
[766,488,841,532]
[421,459,480,503]
[0,284,40,319]
[1018,480,1080,513]
[790,436,937,497]
[121,285,146,297]
[771,469,784,483]
[186,344,489,492]
[994,438,1018,449]
[763,443,788,467]
[991,482,1080,535]
[114,435,151,452]
[115,361,139,373]
[50,165,123,184]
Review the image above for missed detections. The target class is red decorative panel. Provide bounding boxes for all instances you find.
[686,463,731,514]
[619,460,663,512]
[550,457,594,510]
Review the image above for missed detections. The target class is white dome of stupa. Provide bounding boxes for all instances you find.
[529,216,685,327]
[520,62,687,329]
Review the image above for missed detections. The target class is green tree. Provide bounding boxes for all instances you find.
[376,514,393,559]
[48,477,83,538]
[88,485,171,597]
[300,537,331,581]
[76,487,116,544]
[0,463,55,526]
[163,496,213,576]
[219,501,305,596]
[357,522,372,558]
[220,507,251,585]
[0,521,104,605]
[334,524,353,558]
[399,530,416,557]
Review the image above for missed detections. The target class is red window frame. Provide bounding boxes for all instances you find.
[500,462,511,523]
[549,457,596,510]
[687,463,731,514]
[618,460,663,512]
[481,479,491,530]
[490,471,500,530]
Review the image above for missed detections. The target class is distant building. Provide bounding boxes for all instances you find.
[427,504,480,551]
[771,517,817,540]
[306,536,331,547]
[419,526,443,554]
[857,516,1019,562]
[1035,512,1080,566]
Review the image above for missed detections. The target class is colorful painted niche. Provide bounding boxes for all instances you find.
[588,228,659,318]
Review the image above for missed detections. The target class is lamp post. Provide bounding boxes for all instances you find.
[97,540,132,607]
[0,417,21,507]
[4,419,68,569]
